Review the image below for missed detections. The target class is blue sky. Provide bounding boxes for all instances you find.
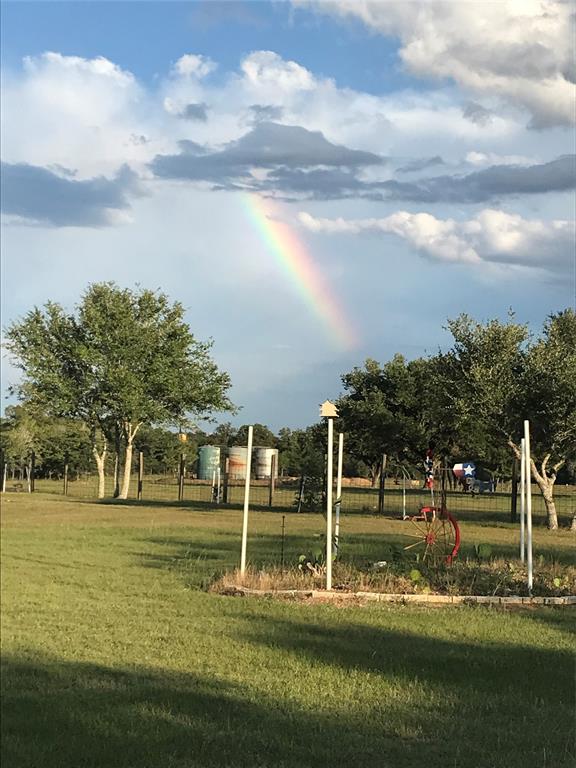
[1,1,575,430]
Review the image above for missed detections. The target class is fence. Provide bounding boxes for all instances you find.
[2,453,575,526]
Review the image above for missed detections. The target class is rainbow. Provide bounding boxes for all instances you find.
[243,195,358,350]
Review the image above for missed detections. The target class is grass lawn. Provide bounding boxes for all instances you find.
[1,494,575,768]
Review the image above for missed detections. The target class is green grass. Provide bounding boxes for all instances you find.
[1,494,575,768]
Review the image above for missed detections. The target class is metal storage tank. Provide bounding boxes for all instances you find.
[197,445,221,480]
[254,447,279,480]
[228,446,248,479]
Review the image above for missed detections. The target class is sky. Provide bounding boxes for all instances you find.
[1,0,575,431]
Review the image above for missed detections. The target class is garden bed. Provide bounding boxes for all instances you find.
[210,557,576,602]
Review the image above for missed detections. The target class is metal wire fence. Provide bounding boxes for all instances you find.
[5,463,574,526]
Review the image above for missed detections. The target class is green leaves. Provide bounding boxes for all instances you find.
[4,283,234,492]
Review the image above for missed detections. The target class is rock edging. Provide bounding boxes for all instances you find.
[221,586,576,607]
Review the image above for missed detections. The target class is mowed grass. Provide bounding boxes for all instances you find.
[1,494,575,768]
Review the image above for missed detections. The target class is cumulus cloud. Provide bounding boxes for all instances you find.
[172,54,216,79]
[299,208,575,274]
[241,50,316,93]
[299,0,575,127]
[0,162,140,227]
[2,52,154,176]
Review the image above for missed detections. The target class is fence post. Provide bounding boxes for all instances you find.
[63,464,69,496]
[222,457,229,504]
[510,458,518,523]
[30,451,36,493]
[138,451,144,500]
[297,475,305,513]
[268,453,276,508]
[178,453,185,501]
[378,453,387,515]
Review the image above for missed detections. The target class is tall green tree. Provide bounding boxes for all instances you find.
[515,311,576,530]
[5,283,234,498]
[440,310,576,529]
[336,356,430,484]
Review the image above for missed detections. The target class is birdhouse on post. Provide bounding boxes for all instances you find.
[320,400,338,418]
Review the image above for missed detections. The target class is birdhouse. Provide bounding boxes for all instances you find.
[320,400,338,418]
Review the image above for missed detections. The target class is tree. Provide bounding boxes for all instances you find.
[336,356,430,484]
[232,423,277,448]
[440,311,576,530]
[5,283,234,498]
[515,311,576,530]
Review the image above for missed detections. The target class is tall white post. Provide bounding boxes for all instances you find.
[326,418,334,590]
[402,468,407,520]
[334,433,344,558]
[240,425,254,575]
[520,438,526,562]
[524,421,533,592]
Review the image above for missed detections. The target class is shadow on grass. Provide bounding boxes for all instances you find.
[2,620,574,768]
[1,653,403,768]
[236,614,575,767]
[136,525,576,587]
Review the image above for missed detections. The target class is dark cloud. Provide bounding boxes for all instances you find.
[179,103,209,121]
[462,102,494,126]
[264,167,365,199]
[248,104,284,123]
[1,162,140,227]
[150,121,573,204]
[151,122,382,185]
[396,156,445,174]
[178,139,209,156]
[379,155,576,203]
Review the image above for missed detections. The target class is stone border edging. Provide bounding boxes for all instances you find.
[223,586,576,606]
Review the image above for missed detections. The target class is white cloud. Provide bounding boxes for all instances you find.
[172,54,216,79]
[298,208,575,273]
[2,52,154,176]
[465,151,538,167]
[299,0,575,127]
[240,51,316,92]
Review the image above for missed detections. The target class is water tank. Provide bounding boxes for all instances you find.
[197,446,221,480]
[254,447,279,480]
[228,446,248,479]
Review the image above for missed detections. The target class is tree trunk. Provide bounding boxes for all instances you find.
[118,422,142,500]
[571,509,576,532]
[534,473,558,531]
[113,424,121,498]
[508,441,563,530]
[92,444,107,499]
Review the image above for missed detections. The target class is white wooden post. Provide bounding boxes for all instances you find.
[524,421,533,592]
[520,437,526,563]
[326,417,334,590]
[240,426,254,575]
[334,433,344,558]
[320,402,338,590]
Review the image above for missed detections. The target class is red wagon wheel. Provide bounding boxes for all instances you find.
[403,506,460,565]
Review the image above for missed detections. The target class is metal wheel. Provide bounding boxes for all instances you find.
[403,506,460,565]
